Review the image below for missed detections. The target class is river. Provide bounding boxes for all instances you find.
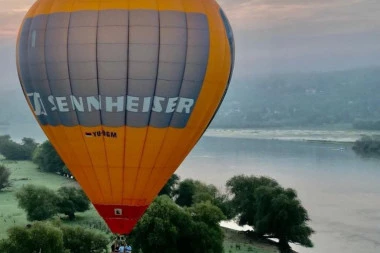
[178,129,380,253]
[1,125,380,253]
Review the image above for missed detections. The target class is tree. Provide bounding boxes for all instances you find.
[226,175,279,225]
[352,135,380,156]
[0,141,27,160]
[0,164,10,191]
[174,179,233,218]
[0,135,11,153]
[21,137,39,159]
[0,222,65,253]
[174,179,197,207]
[175,179,221,207]
[33,140,65,173]
[159,174,180,197]
[227,175,314,252]
[61,225,109,253]
[130,195,225,253]
[16,184,59,221]
[0,136,38,160]
[254,186,314,252]
[185,202,226,253]
[57,186,91,220]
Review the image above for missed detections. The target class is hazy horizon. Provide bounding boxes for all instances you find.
[1,0,380,91]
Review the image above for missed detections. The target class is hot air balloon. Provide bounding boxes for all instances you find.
[16,0,234,234]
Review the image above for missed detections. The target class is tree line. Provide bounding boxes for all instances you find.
[352,135,380,157]
[0,134,67,174]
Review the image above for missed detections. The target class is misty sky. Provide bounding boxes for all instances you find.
[1,0,380,86]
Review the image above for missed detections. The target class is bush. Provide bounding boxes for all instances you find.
[0,164,11,191]
[0,222,109,253]
[57,187,90,220]
[16,184,59,221]
[33,140,65,173]
[61,225,109,253]
[0,222,65,253]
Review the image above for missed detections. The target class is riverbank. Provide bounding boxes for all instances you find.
[223,227,286,253]
[205,128,380,143]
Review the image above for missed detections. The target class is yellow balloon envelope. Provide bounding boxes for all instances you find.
[17,0,234,234]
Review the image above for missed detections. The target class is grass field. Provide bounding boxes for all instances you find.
[0,157,107,239]
[223,228,279,253]
[0,157,280,253]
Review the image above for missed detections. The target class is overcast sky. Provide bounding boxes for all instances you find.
[1,0,380,84]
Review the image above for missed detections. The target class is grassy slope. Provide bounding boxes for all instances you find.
[223,228,279,253]
[0,158,280,253]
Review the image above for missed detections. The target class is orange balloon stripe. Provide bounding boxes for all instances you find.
[123,127,148,205]
[103,127,125,203]
[24,0,209,18]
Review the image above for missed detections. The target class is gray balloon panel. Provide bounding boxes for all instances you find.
[18,10,210,128]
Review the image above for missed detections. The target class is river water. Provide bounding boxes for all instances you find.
[177,130,380,253]
[1,125,380,253]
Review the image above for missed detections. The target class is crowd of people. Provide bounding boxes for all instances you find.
[111,240,132,253]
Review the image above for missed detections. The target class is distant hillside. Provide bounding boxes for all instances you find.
[2,66,380,129]
[211,67,380,129]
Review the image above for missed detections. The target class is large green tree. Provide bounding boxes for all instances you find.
[57,186,91,220]
[33,140,65,173]
[0,164,11,191]
[130,195,225,253]
[254,186,314,252]
[16,184,59,221]
[174,179,197,207]
[0,222,65,253]
[226,175,279,224]
[174,179,233,218]
[227,175,314,252]
[158,174,180,197]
